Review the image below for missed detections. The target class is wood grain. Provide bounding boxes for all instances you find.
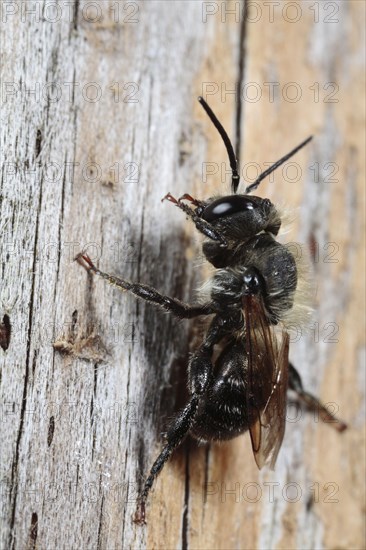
[1,1,364,548]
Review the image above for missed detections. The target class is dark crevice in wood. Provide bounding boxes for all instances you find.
[47,415,55,447]
[35,129,42,159]
[71,68,77,105]
[235,0,248,176]
[132,210,145,522]
[91,363,99,459]
[90,377,95,426]
[46,50,60,125]
[308,231,318,264]
[92,428,97,462]
[55,156,67,283]
[135,209,145,303]
[50,158,68,371]
[29,512,38,550]
[121,489,127,549]
[120,437,132,547]
[85,266,97,334]
[0,313,11,351]
[96,492,105,549]
[73,0,80,31]
[99,216,104,256]
[71,309,78,335]
[71,75,79,190]
[32,349,38,375]
[137,435,146,495]
[181,441,191,550]
[306,492,314,512]
[124,353,132,444]
[8,176,44,550]
[202,443,211,506]
[93,361,99,405]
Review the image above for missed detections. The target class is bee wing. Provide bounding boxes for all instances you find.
[243,295,289,470]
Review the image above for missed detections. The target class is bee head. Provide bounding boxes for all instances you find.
[196,194,281,240]
[189,98,312,268]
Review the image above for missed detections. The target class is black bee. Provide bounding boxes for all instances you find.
[76,97,347,524]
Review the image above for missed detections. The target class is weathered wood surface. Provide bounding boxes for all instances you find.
[1,1,365,548]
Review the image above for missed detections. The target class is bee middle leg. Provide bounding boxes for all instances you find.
[289,363,347,432]
[75,253,215,319]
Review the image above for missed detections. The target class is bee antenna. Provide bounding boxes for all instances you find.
[245,136,313,194]
[198,96,240,193]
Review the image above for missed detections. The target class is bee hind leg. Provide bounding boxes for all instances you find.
[134,394,200,525]
[135,318,224,524]
[288,363,347,432]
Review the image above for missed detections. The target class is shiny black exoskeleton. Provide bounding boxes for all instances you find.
[76,97,347,524]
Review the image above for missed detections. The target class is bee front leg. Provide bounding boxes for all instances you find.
[162,193,227,246]
[289,364,347,432]
[75,254,215,319]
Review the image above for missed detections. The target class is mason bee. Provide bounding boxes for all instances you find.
[76,97,347,524]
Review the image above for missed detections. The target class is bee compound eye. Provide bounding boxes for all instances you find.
[201,196,255,222]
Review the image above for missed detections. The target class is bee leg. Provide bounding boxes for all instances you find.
[135,354,214,524]
[135,316,226,524]
[75,253,215,319]
[289,363,347,432]
[162,193,227,246]
[177,193,204,208]
[134,393,200,525]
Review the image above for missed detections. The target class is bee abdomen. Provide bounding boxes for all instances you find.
[190,342,251,441]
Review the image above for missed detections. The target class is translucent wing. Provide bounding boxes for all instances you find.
[243,295,289,470]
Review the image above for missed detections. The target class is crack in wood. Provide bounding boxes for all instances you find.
[35,129,42,159]
[54,155,68,284]
[202,443,211,507]
[0,313,11,351]
[28,512,38,550]
[234,0,248,174]
[73,0,80,31]
[8,175,44,550]
[47,415,55,447]
[96,491,105,549]
[181,441,191,550]
[91,362,99,459]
